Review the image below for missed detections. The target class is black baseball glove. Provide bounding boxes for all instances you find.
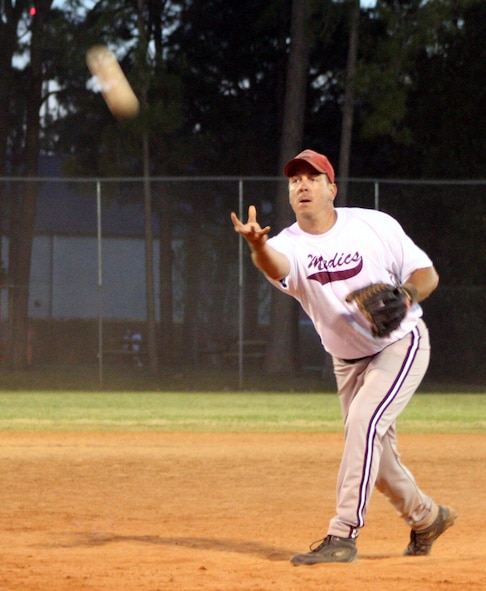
[346,283,412,338]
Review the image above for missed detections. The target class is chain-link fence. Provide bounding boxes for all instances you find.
[0,175,484,386]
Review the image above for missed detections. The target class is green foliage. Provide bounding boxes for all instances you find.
[166,0,291,175]
[3,0,486,179]
[404,0,486,178]
[46,0,187,178]
[356,0,432,143]
[353,0,486,177]
[355,62,411,143]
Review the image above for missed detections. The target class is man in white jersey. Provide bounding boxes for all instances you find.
[231,149,456,564]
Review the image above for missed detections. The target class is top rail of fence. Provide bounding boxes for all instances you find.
[2,176,486,185]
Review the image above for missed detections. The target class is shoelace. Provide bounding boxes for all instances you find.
[309,536,331,552]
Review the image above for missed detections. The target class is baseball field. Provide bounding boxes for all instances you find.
[0,386,484,590]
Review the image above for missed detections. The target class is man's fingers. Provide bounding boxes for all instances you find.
[230,211,241,228]
[231,205,258,226]
[247,205,257,223]
[257,224,271,237]
[230,205,270,239]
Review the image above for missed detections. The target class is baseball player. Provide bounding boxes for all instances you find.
[231,149,456,564]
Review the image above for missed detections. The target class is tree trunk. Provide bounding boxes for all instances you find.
[137,0,159,375]
[141,132,159,375]
[7,1,52,369]
[0,4,25,339]
[7,183,36,369]
[0,1,25,177]
[264,0,310,376]
[338,0,360,204]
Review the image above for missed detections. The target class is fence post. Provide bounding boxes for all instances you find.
[238,179,244,390]
[97,181,103,388]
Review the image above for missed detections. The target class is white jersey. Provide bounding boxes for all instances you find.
[266,207,433,360]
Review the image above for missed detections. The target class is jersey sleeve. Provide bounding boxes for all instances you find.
[381,213,434,283]
[266,227,300,293]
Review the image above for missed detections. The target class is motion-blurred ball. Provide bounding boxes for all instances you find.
[86,45,140,119]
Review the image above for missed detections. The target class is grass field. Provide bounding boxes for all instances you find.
[0,391,484,433]
[0,363,483,433]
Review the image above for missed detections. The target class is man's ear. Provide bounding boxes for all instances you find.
[330,183,338,201]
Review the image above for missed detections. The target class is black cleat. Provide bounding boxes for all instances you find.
[290,535,357,565]
[404,505,457,556]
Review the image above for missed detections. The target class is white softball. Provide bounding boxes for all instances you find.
[86,45,140,119]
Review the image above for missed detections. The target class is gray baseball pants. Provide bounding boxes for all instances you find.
[329,319,438,539]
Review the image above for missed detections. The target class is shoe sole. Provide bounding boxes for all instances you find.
[290,549,358,565]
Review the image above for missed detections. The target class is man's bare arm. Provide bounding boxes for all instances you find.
[402,266,439,303]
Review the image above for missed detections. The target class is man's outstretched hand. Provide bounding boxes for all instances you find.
[230,205,271,250]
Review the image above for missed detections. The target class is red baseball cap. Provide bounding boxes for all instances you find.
[284,149,335,183]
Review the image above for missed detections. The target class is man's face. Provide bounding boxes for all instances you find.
[288,162,336,216]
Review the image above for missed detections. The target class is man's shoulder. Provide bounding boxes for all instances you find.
[338,206,390,220]
[271,221,301,239]
[337,207,399,228]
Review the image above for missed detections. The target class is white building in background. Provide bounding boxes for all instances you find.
[29,232,155,320]
[1,156,178,323]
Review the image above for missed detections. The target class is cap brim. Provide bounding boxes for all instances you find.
[285,158,326,177]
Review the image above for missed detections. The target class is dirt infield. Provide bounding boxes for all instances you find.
[0,432,484,590]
